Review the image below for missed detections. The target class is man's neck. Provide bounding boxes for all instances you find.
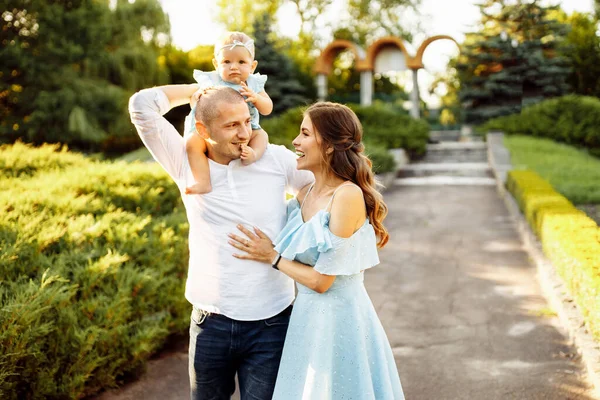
[205,143,234,165]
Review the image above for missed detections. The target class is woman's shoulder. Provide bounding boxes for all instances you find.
[328,183,366,238]
[331,183,364,208]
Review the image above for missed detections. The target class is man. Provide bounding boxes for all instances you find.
[128,84,312,399]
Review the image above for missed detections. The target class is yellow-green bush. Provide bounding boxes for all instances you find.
[504,135,600,204]
[507,170,600,340]
[0,143,188,399]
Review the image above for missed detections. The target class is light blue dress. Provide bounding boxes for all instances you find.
[271,195,405,399]
[184,70,267,134]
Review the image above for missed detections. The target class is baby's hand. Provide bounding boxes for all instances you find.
[240,143,257,165]
[190,87,205,108]
[240,82,258,105]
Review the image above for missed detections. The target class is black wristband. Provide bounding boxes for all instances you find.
[272,253,282,270]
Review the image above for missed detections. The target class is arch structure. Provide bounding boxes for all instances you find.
[314,35,460,118]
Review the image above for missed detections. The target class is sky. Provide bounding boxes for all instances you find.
[158,0,595,107]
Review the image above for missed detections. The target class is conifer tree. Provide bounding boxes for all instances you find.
[457,0,570,124]
[252,13,310,115]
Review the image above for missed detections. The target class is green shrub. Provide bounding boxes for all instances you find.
[504,135,600,204]
[364,142,396,175]
[507,170,600,341]
[0,143,188,399]
[349,104,429,157]
[484,95,600,154]
[262,106,304,147]
[262,103,430,157]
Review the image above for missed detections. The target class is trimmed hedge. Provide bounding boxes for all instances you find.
[484,95,600,156]
[507,170,600,341]
[262,102,430,161]
[0,142,189,399]
[504,135,600,204]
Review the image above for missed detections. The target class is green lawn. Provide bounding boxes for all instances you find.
[505,135,600,204]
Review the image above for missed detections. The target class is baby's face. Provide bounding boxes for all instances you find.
[213,46,257,85]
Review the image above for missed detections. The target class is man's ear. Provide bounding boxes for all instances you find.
[212,58,218,70]
[251,60,258,73]
[195,121,210,139]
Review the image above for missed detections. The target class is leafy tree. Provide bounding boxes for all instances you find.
[0,0,170,150]
[216,0,281,33]
[429,58,462,126]
[559,12,600,97]
[286,0,335,73]
[457,0,570,124]
[337,0,420,47]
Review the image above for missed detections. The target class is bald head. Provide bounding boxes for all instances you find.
[194,86,245,129]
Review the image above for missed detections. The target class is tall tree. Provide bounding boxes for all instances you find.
[252,13,310,114]
[559,11,600,97]
[286,0,334,72]
[340,0,420,46]
[0,0,170,150]
[457,0,570,124]
[428,59,462,126]
[216,0,281,33]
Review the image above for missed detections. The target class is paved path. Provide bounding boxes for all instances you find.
[94,185,597,400]
[378,185,595,399]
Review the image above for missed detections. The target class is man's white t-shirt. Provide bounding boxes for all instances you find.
[129,88,313,321]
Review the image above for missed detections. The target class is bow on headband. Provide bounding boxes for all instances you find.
[216,39,255,58]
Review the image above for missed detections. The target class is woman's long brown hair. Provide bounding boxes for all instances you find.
[305,102,389,248]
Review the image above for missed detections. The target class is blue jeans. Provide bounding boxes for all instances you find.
[189,305,292,400]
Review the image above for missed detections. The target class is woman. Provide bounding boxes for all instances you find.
[229,102,404,399]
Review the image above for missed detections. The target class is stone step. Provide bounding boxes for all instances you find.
[419,142,489,164]
[426,142,487,150]
[429,130,461,142]
[393,140,492,185]
[404,162,490,171]
[419,153,488,164]
[394,176,496,186]
[400,162,492,178]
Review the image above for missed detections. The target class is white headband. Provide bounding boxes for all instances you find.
[216,39,255,58]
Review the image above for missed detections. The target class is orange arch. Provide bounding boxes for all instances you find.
[314,40,367,75]
[314,35,460,75]
[365,36,414,70]
[413,35,460,69]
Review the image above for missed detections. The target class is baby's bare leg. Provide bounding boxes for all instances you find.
[241,129,269,165]
[185,134,212,194]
